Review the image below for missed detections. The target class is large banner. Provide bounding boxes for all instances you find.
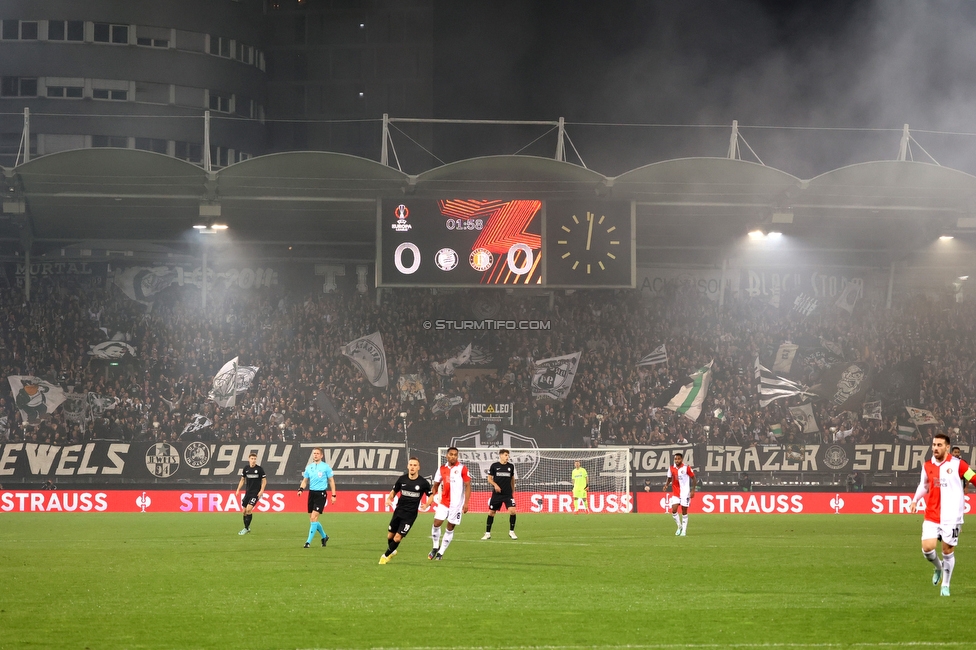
[634,492,935,515]
[701,443,952,474]
[0,490,940,515]
[0,489,632,513]
[0,442,406,482]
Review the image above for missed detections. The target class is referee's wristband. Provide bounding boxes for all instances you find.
[298,487,304,493]
[330,494,336,498]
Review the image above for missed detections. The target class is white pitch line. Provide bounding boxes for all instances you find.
[305,642,973,650]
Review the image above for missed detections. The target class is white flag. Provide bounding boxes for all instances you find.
[836,283,860,314]
[906,406,939,426]
[788,402,820,433]
[88,341,137,359]
[342,332,389,388]
[771,344,799,374]
[114,266,180,306]
[209,357,239,407]
[181,414,213,438]
[637,344,668,367]
[432,343,472,376]
[531,352,582,400]
[8,376,67,423]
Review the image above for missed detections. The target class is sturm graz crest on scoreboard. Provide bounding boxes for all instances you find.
[450,427,541,481]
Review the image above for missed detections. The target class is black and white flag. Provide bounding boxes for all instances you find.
[755,359,813,407]
[431,343,472,376]
[862,400,882,420]
[637,344,668,367]
[788,402,820,434]
[209,357,259,407]
[836,283,860,314]
[88,341,137,360]
[342,332,389,388]
[180,414,213,438]
[792,294,819,317]
[432,393,464,414]
[87,392,119,415]
[531,352,582,400]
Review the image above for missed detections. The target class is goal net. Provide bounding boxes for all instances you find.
[437,447,631,497]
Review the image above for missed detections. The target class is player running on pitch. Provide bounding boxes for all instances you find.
[428,447,471,560]
[664,452,695,536]
[913,432,976,596]
[379,457,432,564]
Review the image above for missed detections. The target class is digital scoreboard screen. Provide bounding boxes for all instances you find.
[379,199,544,286]
[377,199,634,288]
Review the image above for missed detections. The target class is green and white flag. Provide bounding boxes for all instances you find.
[664,360,713,422]
[770,423,784,438]
[713,408,726,422]
[897,425,916,441]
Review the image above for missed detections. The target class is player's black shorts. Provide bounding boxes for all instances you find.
[241,493,259,509]
[307,490,327,514]
[388,513,418,537]
[488,495,516,512]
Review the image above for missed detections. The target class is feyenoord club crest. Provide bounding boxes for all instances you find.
[145,442,180,478]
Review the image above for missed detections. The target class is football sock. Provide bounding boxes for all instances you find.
[510,514,517,531]
[486,515,494,532]
[385,539,400,557]
[306,523,317,544]
[432,525,441,549]
[942,552,955,587]
[924,549,942,569]
[243,514,252,529]
[315,522,326,538]
[440,530,454,555]
[681,514,688,531]
[672,512,681,527]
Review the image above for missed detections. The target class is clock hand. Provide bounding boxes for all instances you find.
[585,212,594,251]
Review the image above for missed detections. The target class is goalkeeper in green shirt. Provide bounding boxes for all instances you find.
[571,460,589,514]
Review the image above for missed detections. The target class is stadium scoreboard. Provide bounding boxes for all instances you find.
[377,199,635,288]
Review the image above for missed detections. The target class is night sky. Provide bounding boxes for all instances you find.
[431,1,976,177]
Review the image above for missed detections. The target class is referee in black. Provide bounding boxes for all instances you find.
[379,457,431,564]
[235,451,267,535]
[482,448,518,540]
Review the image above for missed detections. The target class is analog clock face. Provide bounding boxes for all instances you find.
[547,201,633,287]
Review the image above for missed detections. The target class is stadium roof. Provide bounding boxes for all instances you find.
[3,149,976,266]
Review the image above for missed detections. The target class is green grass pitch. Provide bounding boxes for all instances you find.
[0,512,970,649]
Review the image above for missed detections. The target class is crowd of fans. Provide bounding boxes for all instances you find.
[1,272,974,455]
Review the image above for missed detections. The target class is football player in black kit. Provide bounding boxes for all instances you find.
[379,457,432,564]
[236,452,267,535]
[482,448,518,540]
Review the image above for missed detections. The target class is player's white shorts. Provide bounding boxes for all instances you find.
[434,503,463,526]
[922,520,960,547]
[669,494,691,508]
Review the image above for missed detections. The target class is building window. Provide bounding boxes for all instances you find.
[1,20,19,40]
[20,21,38,40]
[91,135,129,148]
[137,37,169,48]
[174,141,203,163]
[47,86,84,98]
[209,35,231,58]
[135,138,168,154]
[48,20,84,41]
[1,77,37,97]
[209,93,231,113]
[92,88,128,101]
[93,23,128,44]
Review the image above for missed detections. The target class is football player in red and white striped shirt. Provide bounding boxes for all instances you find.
[428,447,471,561]
[913,432,976,596]
[664,453,696,536]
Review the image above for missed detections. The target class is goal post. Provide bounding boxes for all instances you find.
[437,446,631,498]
